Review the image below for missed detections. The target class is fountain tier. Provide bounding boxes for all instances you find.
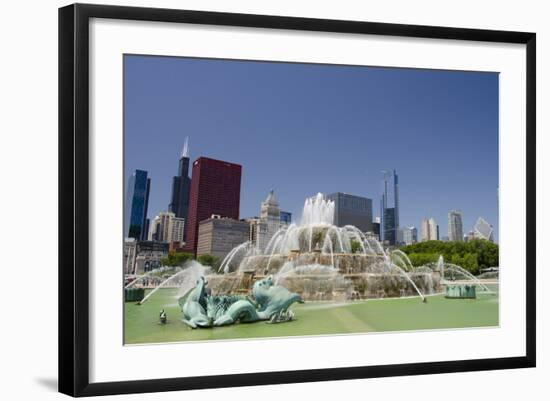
[208,194,441,301]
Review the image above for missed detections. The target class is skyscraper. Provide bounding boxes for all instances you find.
[421,218,439,241]
[168,137,192,232]
[326,192,373,233]
[401,226,418,245]
[248,190,287,251]
[448,210,464,242]
[380,170,399,245]
[124,169,151,240]
[148,211,185,243]
[372,220,380,240]
[421,219,428,241]
[184,157,242,254]
[473,217,494,242]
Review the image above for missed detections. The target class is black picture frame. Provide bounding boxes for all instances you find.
[59,3,536,397]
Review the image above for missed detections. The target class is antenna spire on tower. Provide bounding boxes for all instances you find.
[181,136,189,158]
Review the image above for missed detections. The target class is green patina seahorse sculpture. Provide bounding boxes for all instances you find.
[180,277,212,328]
[179,275,303,328]
[252,275,304,320]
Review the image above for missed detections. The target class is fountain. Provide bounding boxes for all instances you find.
[206,193,440,302]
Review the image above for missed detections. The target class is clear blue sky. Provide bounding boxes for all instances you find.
[124,55,499,241]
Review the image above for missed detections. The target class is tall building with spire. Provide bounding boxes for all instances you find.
[248,190,284,252]
[168,137,192,237]
[380,170,399,245]
[259,190,282,251]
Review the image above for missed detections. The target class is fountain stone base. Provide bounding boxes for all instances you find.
[207,269,441,302]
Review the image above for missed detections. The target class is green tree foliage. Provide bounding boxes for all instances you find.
[160,252,193,267]
[350,240,361,254]
[197,254,218,267]
[400,239,498,275]
[406,253,439,267]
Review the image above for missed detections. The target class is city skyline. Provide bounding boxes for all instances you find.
[124,55,499,242]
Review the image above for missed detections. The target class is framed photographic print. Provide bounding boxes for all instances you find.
[58,3,536,397]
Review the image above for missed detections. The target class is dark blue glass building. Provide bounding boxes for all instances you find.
[280,210,292,225]
[124,169,151,240]
[380,170,399,245]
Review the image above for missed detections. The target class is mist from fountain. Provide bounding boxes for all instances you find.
[390,249,415,271]
[436,255,445,276]
[124,265,176,289]
[138,261,211,305]
[383,253,426,301]
[442,264,493,293]
[429,254,492,293]
[300,193,335,226]
[219,241,254,274]
[259,194,387,263]
[275,262,340,285]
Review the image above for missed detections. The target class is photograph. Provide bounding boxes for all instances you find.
[122,54,500,345]
[0,0,542,398]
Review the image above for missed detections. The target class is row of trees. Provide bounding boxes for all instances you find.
[160,252,219,268]
[399,239,499,274]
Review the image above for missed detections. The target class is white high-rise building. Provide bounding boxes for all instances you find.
[421,218,439,241]
[149,211,185,243]
[401,226,418,245]
[448,210,464,242]
[421,219,429,241]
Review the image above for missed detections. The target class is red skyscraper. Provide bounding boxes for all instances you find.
[184,157,242,254]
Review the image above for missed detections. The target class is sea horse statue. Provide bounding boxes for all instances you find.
[179,276,303,328]
[180,277,212,328]
[252,275,304,321]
